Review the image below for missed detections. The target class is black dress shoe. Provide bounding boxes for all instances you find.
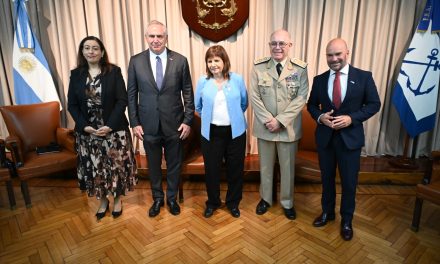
[204,207,216,218]
[149,199,164,217]
[256,199,270,215]
[167,200,181,215]
[284,207,296,220]
[96,202,109,221]
[312,212,336,227]
[340,222,353,241]
[112,201,123,218]
[229,207,240,218]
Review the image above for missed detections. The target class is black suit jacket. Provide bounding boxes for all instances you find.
[127,48,194,136]
[307,65,381,150]
[67,65,129,133]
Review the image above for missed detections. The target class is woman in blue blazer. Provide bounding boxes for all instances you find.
[195,45,248,218]
[68,36,137,221]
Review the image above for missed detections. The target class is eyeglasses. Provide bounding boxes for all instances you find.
[269,41,290,48]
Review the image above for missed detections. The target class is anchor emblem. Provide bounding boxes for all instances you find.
[399,48,440,96]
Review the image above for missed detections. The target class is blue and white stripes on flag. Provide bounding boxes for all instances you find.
[12,0,60,106]
[392,0,440,138]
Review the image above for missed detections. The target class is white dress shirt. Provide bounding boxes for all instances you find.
[327,64,349,103]
[149,50,167,83]
[211,89,231,126]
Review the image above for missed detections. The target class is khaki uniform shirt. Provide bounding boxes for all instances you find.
[250,57,309,142]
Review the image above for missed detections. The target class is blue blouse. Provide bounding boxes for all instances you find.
[195,72,248,140]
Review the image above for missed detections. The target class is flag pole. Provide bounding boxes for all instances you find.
[389,134,419,169]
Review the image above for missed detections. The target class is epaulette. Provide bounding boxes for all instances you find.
[254,57,271,65]
[291,58,307,68]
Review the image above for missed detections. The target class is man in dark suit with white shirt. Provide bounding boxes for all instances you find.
[127,20,194,217]
[307,38,380,241]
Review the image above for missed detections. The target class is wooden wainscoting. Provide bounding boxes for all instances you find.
[135,154,430,185]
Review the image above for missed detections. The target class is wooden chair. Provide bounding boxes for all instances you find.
[411,151,440,231]
[0,102,77,207]
[0,139,16,209]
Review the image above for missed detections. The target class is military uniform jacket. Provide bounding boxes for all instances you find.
[250,57,309,142]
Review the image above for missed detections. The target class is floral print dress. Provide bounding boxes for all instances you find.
[75,74,137,199]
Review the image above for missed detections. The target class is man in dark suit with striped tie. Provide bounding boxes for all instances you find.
[127,20,194,217]
[307,38,381,241]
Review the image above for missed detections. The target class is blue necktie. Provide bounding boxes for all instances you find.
[156,56,163,89]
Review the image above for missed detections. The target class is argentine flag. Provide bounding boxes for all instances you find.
[392,0,440,138]
[12,0,60,106]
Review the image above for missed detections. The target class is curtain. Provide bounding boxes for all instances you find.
[0,0,438,157]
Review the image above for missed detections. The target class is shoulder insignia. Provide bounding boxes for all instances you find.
[291,58,307,68]
[254,57,271,65]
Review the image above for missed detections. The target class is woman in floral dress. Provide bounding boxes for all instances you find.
[68,36,137,220]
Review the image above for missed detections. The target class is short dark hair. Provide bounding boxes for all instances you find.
[76,36,112,75]
[205,45,231,80]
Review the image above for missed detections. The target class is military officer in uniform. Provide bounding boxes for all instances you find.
[250,29,309,220]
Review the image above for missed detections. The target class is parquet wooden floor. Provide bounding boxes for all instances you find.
[0,177,439,263]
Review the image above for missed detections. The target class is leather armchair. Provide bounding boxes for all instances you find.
[411,151,440,231]
[0,139,16,209]
[0,102,76,207]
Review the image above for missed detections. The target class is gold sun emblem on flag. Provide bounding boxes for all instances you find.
[18,54,37,73]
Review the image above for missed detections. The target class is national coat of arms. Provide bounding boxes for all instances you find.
[181,0,249,42]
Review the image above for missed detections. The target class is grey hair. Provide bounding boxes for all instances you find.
[145,20,168,36]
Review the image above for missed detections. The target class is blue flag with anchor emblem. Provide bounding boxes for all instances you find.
[12,0,60,106]
[392,0,440,138]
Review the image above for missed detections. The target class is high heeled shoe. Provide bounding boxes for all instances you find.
[112,201,123,218]
[96,202,109,221]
